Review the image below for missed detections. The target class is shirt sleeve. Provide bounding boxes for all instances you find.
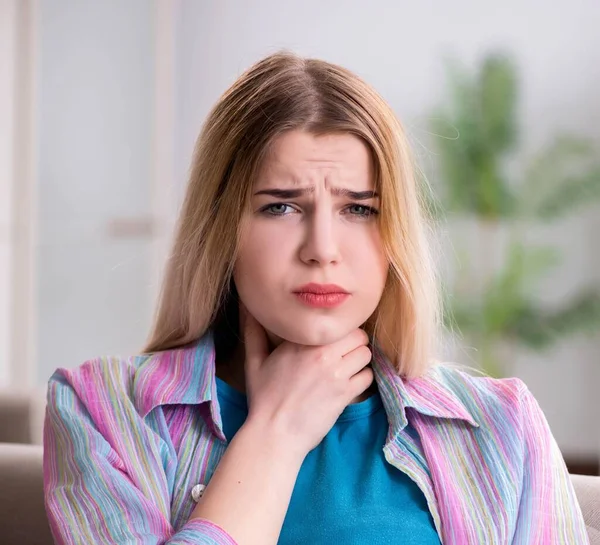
[43,372,237,545]
[511,384,589,544]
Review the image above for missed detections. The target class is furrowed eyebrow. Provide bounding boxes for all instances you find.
[334,189,379,200]
[254,187,379,200]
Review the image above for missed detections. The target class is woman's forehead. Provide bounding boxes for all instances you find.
[256,131,375,190]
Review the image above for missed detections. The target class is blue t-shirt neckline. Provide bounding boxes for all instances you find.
[215,376,383,422]
[214,376,440,544]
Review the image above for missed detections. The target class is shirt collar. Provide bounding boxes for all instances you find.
[133,331,478,443]
[370,342,479,444]
[133,333,226,441]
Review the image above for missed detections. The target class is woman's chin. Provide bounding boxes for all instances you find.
[268,321,354,347]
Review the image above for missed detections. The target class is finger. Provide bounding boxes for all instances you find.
[240,302,268,374]
[340,344,373,378]
[329,328,370,358]
[348,367,374,400]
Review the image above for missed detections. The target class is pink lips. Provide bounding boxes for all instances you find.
[293,283,350,309]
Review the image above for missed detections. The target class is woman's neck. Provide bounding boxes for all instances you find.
[215,340,377,404]
[215,340,247,394]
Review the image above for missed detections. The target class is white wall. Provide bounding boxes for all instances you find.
[35,0,157,382]
[0,0,37,388]
[174,0,600,457]
[0,0,19,386]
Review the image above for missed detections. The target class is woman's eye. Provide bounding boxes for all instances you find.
[262,203,295,216]
[346,204,379,218]
[259,203,378,218]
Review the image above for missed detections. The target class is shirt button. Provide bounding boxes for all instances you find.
[191,484,206,502]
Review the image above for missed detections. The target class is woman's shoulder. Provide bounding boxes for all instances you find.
[432,362,528,395]
[46,343,201,420]
[49,352,147,390]
[45,351,159,415]
[425,362,532,424]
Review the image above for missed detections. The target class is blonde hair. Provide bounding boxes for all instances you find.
[144,51,441,379]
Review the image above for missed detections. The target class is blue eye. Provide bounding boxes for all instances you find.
[261,203,295,216]
[259,203,379,219]
[346,204,379,217]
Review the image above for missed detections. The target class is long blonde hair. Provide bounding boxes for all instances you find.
[144,51,441,379]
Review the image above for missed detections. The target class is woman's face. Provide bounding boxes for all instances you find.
[234,130,388,347]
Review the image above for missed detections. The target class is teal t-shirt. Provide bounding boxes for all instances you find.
[216,377,441,544]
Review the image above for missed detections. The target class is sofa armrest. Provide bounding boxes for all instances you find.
[0,391,33,443]
[0,443,53,545]
[572,473,600,544]
[0,388,47,445]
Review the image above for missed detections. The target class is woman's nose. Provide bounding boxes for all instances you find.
[298,209,341,266]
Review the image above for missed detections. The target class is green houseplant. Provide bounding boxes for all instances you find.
[429,52,600,377]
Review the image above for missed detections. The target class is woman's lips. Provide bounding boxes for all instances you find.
[294,292,350,308]
[292,283,350,308]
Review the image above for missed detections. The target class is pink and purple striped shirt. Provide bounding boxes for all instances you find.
[43,332,588,544]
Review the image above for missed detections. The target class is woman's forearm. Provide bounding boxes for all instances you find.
[188,418,305,545]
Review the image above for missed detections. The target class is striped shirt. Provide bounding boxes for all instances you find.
[43,332,588,544]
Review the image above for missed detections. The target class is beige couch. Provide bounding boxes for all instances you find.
[1,392,600,544]
[0,443,52,545]
[0,389,45,445]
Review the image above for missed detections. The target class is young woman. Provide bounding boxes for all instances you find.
[43,52,588,544]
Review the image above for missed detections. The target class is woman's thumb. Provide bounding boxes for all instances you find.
[240,303,268,372]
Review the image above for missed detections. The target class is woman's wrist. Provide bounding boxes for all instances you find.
[239,415,308,468]
[188,413,306,544]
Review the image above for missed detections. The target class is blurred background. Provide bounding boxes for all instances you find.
[1,0,599,473]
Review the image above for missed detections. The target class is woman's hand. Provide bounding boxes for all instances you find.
[187,307,372,544]
[241,304,374,458]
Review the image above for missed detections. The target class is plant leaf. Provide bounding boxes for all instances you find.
[479,54,518,153]
[510,289,600,349]
[520,135,598,219]
[533,166,600,220]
